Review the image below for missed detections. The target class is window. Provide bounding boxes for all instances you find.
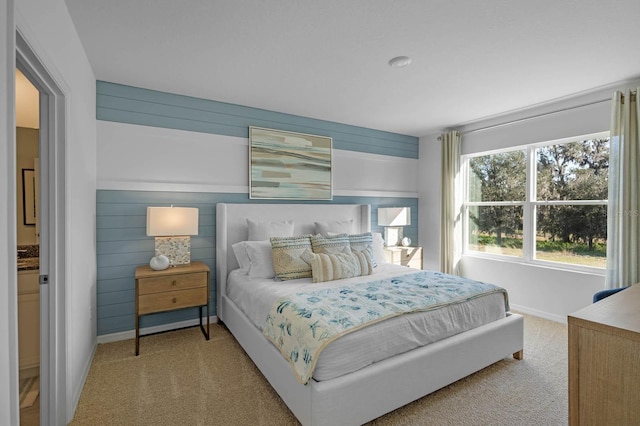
[467,150,526,257]
[463,133,609,269]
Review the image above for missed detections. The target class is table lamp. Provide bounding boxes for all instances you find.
[378,207,411,246]
[146,206,199,267]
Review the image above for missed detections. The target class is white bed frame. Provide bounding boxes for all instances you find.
[216,203,524,426]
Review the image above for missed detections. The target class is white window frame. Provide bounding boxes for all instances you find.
[462,131,609,274]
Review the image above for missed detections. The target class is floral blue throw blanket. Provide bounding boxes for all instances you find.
[263,270,509,384]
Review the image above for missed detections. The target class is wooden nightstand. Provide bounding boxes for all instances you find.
[384,246,423,269]
[135,261,210,355]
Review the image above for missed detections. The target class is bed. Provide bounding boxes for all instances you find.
[216,203,524,426]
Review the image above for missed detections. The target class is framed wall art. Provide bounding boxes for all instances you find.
[22,168,36,226]
[249,126,333,200]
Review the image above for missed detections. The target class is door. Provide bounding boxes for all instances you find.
[17,30,67,425]
[15,67,41,426]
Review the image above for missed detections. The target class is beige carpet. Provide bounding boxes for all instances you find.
[71,314,567,425]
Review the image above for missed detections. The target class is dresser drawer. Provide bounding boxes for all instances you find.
[138,271,207,295]
[138,287,208,315]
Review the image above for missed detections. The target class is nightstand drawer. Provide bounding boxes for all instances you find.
[138,271,207,295]
[138,287,208,315]
[384,246,423,269]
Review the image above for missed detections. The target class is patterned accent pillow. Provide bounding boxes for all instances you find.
[270,235,314,280]
[347,232,377,268]
[372,232,386,266]
[311,250,373,283]
[310,234,352,255]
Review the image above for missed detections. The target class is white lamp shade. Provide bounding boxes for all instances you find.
[146,207,199,236]
[378,207,411,226]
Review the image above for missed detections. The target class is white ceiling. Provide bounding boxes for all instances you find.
[65,0,640,137]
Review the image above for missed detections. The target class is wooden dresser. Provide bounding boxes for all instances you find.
[568,284,640,425]
[135,261,210,355]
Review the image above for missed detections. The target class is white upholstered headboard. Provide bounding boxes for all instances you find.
[215,203,371,321]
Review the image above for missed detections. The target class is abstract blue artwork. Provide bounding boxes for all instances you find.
[250,126,332,200]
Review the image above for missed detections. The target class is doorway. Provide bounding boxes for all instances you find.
[16,30,67,426]
[15,67,40,426]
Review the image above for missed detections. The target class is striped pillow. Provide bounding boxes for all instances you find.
[311,250,373,283]
[310,234,352,255]
[348,232,377,267]
[270,235,314,280]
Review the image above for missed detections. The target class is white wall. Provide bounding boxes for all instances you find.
[459,256,604,322]
[419,80,640,322]
[0,1,97,424]
[97,120,419,197]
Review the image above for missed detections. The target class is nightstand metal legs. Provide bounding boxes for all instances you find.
[135,306,210,356]
[199,305,210,340]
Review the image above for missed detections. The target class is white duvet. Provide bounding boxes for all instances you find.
[227,264,506,381]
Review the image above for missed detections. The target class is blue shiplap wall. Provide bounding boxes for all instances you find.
[97,191,418,336]
[96,81,420,336]
[96,81,419,159]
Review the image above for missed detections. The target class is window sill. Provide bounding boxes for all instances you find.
[461,252,607,276]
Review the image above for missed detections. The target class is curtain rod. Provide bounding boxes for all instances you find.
[437,96,612,141]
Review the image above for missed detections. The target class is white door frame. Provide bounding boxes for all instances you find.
[1,1,18,424]
[16,30,67,426]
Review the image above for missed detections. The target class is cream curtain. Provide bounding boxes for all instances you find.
[606,88,640,289]
[440,131,461,275]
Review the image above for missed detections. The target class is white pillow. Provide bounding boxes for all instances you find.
[232,241,251,274]
[245,240,276,279]
[247,219,294,241]
[372,232,386,266]
[231,240,276,278]
[315,220,353,236]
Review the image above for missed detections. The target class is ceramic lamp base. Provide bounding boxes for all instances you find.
[155,236,191,266]
[384,227,403,247]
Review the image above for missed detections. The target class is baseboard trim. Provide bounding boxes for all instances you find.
[70,338,97,421]
[18,366,39,379]
[510,304,567,324]
[18,358,39,371]
[97,316,219,344]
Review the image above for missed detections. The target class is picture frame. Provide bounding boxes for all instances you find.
[249,126,333,200]
[22,168,36,226]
